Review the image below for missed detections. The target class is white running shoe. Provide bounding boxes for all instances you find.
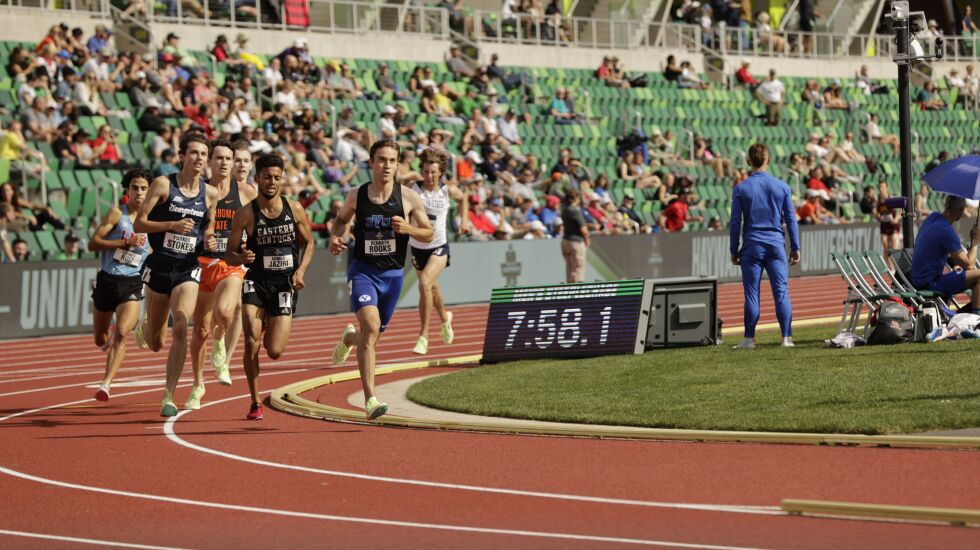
[211,337,227,371]
[366,396,388,420]
[732,338,756,350]
[184,384,205,410]
[440,311,454,344]
[412,335,428,355]
[134,319,148,350]
[332,324,356,365]
[781,337,795,348]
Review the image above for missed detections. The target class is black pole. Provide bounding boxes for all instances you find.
[894,16,916,249]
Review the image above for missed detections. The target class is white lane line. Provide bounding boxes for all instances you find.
[166,395,781,516]
[0,529,194,550]
[0,467,770,550]
[0,349,478,398]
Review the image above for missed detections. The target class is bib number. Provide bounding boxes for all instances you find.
[163,232,197,254]
[243,280,256,294]
[263,254,294,271]
[279,291,293,310]
[113,248,142,267]
[365,231,395,256]
[214,237,228,253]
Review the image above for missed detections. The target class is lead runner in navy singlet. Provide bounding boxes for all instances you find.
[226,153,314,421]
[134,132,221,417]
[329,140,434,420]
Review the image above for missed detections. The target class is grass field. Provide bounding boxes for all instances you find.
[407,326,980,434]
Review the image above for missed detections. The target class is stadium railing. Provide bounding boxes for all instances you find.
[5,0,980,61]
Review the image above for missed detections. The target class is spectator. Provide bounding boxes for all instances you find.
[694,137,733,177]
[446,45,474,78]
[75,69,108,116]
[549,87,580,124]
[962,5,978,37]
[618,194,646,233]
[910,196,980,309]
[663,55,682,82]
[86,25,111,56]
[52,121,77,162]
[1,181,62,230]
[617,150,661,188]
[859,185,877,216]
[915,183,932,221]
[678,61,709,90]
[866,113,900,155]
[161,32,199,70]
[377,105,398,140]
[822,79,848,110]
[11,238,30,262]
[797,190,836,224]
[262,57,284,90]
[659,191,703,232]
[560,189,590,283]
[756,12,787,53]
[925,151,949,174]
[876,181,901,268]
[917,81,947,111]
[596,56,629,88]
[497,109,522,145]
[838,132,864,163]
[755,69,784,126]
[735,59,758,89]
[855,64,888,95]
[21,97,58,142]
[707,216,722,231]
[484,198,515,239]
[56,233,82,260]
[90,125,123,166]
[155,149,179,178]
[0,121,47,177]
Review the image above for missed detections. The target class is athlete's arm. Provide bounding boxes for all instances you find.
[446,183,470,235]
[88,208,127,251]
[134,177,193,235]
[202,185,220,252]
[289,199,315,291]
[225,205,254,267]
[329,188,358,255]
[393,186,434,243]
[240,181,258,204]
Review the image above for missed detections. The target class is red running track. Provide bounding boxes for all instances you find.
[0,276,977,549]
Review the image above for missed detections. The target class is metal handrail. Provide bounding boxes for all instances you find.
[779,0,801,32]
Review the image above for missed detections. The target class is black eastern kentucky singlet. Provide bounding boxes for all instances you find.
[353,182,408,271]
[147,173,209,261]
[245,197,298,280]
[202,179,243,260]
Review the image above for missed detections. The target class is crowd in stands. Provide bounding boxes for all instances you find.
[1,14,979,262]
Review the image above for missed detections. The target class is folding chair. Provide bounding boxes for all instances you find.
[862,250,951,308]
[831,252,901,336]
[890,248,962,312]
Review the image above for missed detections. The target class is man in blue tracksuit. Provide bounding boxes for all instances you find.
[729,143,801,349]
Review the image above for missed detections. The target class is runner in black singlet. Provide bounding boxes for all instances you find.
[329,139,434,420]
[134,132,221,417]
[226,153,314,421]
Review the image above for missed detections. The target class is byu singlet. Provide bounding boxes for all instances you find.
[353,183,408,271]
[100,204,150,277]
[147,173,209,261]
[409,183,448,250]
[245,197,298,280]
[202,179,243,259]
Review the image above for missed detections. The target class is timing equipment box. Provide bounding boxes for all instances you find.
[644,277,719,349]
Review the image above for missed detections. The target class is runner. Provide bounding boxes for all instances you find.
[404,148,469,355]
[189,139,256,397]
[89,169,152,401]
[134,132,220,417]
[330,139,434,420]
[225,153,314,420]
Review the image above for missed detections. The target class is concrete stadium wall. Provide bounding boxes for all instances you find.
[4,8,974,77]
[0,224,878,339]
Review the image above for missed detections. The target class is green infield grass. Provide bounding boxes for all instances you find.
[407,326,980,434]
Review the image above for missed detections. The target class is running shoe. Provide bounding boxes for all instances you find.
[134,319,148,350]
[160,390,178,417]
[211,337,227,372]
[732,338,756,350]
[440,311,454,344]
[365,396,388,420]
[412,335,428,355]
[246,402,264,420]
[184,384,205,410]
[101,324,116,353]
[332,324,356,365]
[781,337,795,348]
[94,384,110,402]
[214,362,232,386]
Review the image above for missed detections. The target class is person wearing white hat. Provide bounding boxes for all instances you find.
[378,105,398,140]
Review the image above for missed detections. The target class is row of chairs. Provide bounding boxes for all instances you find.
[832,250,958,338]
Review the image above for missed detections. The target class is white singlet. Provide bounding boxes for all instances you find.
[409,183,449,250]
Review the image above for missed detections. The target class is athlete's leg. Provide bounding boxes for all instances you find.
[417,254,448,338]
[190,290,217,388]
[241,303,265,406]
[223,301,243,366]
[432,279,448,322]
[764,244,793,338]
[102,300,141,387]
[212,275,243,344]
[740,245,764,339]
[143,288,171,352]
[163,282,200,396]
[93,309,114,349]
[355,305,383,400]
[263,315,293,361]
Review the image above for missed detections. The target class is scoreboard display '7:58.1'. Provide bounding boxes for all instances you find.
[481,280,654,364]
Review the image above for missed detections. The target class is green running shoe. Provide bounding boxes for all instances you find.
[184,384,205,410]
[160,391,178,417]
[365,396,388,420]
[440,311,454,344]
[332,324,356,365]
[211,337,227,372]
[134,319,148,350]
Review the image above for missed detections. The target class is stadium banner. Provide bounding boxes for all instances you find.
[0,224,875,339]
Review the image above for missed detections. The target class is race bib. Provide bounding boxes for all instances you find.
[163,232,197,254]
[214,237,228,253]
[263,254,294,271]
[365,231,395,256]
[112,247,143,267]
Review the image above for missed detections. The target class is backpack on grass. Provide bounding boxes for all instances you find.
[867,298,915,345]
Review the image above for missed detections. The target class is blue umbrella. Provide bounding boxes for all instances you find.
[923,155,980,199]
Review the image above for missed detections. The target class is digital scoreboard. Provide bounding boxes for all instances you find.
[481,280,654,363]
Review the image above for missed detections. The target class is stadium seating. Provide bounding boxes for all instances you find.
[1,37,977,261]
